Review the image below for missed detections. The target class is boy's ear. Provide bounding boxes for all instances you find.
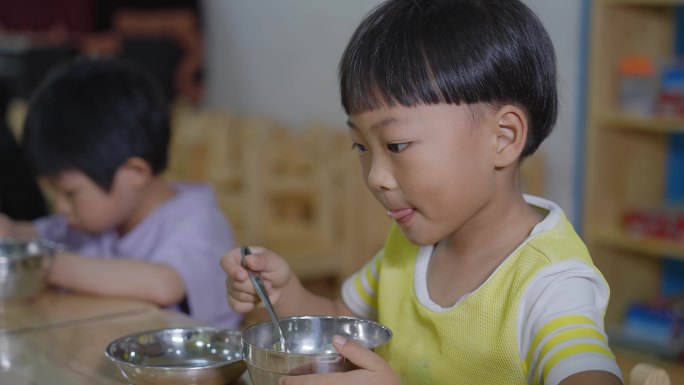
[493,105,528,168]
[118,157,153,188]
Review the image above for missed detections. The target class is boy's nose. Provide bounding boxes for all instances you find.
[366,158,396,191]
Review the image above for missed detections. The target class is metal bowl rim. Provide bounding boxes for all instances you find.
[104,326,244,370]
[0,238,63,259]
[241,315,393,356]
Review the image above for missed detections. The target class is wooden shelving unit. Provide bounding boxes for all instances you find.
[585,0,684,379]
[585,0,684,323]
[597,113,684,133]
[591,230,684,260]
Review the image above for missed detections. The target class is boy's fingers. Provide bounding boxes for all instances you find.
[245,249,280,272]
[279,372,347,385]
[227,299,255,314]
[332,335,386,371]
[226,264,248,283]
[220,248,242,271]
[243,252,268,272]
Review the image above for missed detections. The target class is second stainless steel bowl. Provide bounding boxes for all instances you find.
[105,327,246,385]
[241,316,392,384]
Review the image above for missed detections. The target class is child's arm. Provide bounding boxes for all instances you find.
[48,250,185,306]
[221,246,356,318]
[0,213,40,239]
[521,262,625,385]
[2,213,186,307]
[560,371,622,385]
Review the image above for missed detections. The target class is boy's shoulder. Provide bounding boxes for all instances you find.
[149,181,222,221]
[521,195,592,266]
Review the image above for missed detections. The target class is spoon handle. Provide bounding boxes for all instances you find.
[240,246,287,351]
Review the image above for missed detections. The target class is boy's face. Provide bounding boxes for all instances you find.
[347,103,500,246]
[47,169,140,235]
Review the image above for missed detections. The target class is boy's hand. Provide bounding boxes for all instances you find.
[279,336,402,385]
[221,246,292,314]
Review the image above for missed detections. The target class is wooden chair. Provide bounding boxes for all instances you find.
[630,363,671,385]
[167,108,390,283]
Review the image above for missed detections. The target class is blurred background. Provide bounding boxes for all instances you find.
[0,0,581,221]
[2,0,684,371]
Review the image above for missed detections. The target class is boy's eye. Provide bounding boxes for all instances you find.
[351,142,368,154]
[386,142,409,153]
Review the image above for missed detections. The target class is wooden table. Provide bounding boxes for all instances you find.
[10,291,680,384]
[0,290,251,384]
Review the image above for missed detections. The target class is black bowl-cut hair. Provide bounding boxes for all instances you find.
[339,0,558,158]
[22,56,170,190]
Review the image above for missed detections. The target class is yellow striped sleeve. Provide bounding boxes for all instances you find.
[525,315,614,384]
[353,273,374,307]
[349,251,382,312]
[524,315,596,371]
[540,344,614,384]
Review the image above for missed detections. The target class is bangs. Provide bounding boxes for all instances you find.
[339,1,501,115]
[338,0,557,158]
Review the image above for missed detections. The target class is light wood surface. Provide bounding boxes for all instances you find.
[615,347,682,385]
[630,363,672,385]
[0,290,250,385]
[0,290,154,334]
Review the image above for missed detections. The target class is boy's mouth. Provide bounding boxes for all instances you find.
[387,208,415,223]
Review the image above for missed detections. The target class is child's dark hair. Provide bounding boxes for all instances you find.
[22,56,170,190]
[339,0,558,157]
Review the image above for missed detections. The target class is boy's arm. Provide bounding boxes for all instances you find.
[520,261,624,384]
[559,371,623,385]
[277,274,358,317]
[48,250,185,306]
[0,213,40,239]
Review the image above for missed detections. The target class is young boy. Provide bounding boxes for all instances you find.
[223,0,623,384]
[0,56,242,329]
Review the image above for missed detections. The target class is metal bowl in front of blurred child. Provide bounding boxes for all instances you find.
[0,239,58,301]
[105,327,246,385]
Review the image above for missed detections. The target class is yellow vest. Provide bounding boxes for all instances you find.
[375,215,611,384]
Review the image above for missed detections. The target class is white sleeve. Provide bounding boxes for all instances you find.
[341,249,383,320]
[518,260,624,385]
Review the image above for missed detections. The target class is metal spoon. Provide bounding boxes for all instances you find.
[240,246,287,352]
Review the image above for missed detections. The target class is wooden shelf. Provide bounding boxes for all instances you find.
[605,0,684,6]
[592,230,684,260]
[584,0,683,326]
[597,113,684,133]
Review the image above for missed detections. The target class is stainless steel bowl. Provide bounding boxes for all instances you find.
[105,327,246,385]
[0,239,58,301]
[242,316,392,385]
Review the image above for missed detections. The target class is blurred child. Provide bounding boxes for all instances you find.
[0,56,242,328]
[223,0,623,383]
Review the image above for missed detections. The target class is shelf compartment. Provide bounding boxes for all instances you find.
[592,230,684,260]
[597,113,684,133]
[605,0,684,6]
[584,128,669,236]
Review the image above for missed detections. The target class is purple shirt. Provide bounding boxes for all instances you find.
[34,182,242,328]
